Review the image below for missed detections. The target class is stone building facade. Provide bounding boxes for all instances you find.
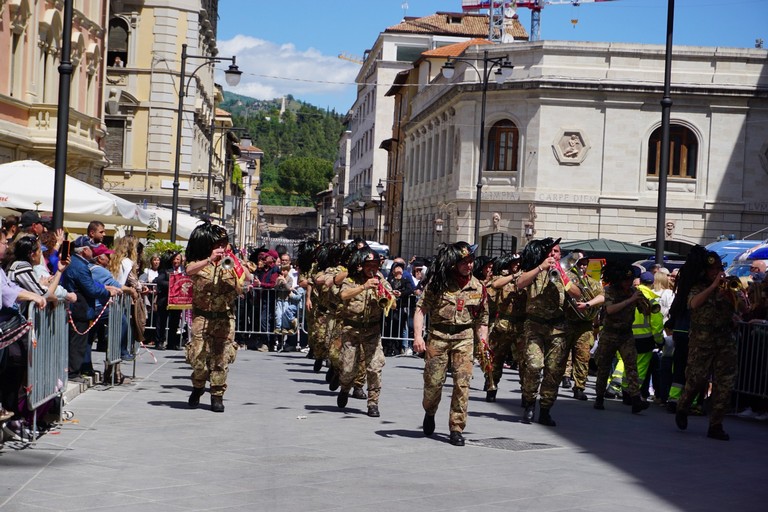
[389,40,768,258]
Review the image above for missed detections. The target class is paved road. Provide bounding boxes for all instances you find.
[1,349,766,511]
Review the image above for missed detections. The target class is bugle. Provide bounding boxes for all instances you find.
[221,255,235,270]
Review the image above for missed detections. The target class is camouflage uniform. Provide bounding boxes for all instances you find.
[594,285,640,398]
[326,267,367,390]
[419,277,489,433]
[186,263,241,397]
[308,266,331,360]
[522,272,570,409]
[487,272,526,390]
[564,273,603,393]
[336,276,393,407]
[677,283,738,428]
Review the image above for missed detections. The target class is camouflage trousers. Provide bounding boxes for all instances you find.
[488,320,525,390]
[678,329,737,427]
[522,321,569,409]
[338,325,385,406]
[308,308,330,360]
[329,319,366,388]
[594,331,639,397]
[423,335,474,432]
[565,322,595,391]
[186,315,237,397]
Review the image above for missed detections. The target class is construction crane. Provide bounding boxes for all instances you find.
[462,0,618,42]
[338,52,364,65]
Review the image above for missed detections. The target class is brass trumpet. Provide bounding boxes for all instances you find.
[560,254,601,321]
[221,255,235,270]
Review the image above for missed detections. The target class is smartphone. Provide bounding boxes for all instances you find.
[60,240,72,261]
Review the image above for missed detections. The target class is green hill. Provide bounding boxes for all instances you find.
[222,92,344,206]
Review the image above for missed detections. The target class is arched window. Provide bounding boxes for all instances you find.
[647,125,698,178]
[107,18,129,67]
[482,233,517,258]
[486,120,519,172]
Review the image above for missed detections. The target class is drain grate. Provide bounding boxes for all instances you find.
[466,437,559,451]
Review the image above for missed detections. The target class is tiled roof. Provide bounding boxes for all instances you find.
[215,107,231,116]
[422,38,493,58]
[385,12,527,40]
[259,205,315,215]
[238,144,263,153]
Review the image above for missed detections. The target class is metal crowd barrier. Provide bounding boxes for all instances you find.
[25,302,68,438]
[105,294,133,380]
[735,321,768,403]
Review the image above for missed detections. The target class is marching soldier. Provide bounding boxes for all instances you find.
[184,221,242,413]
[485,253,526,402]
[413,242,489,446]
[562,251,604,401]
[515,238,582,427]
[335,248,393,417]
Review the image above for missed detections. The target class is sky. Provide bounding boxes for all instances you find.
[215,0,767,114]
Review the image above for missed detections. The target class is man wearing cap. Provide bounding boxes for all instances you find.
[60,236,121,379]
[16,211,44,240]
[626,271,664,403]
[515,238,582,426]
[562,252,604,400]
[413,242,489,446]
[485,252,526,402]
[254,249,280,351]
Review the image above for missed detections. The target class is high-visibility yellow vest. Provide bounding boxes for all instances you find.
[632,284,664,344]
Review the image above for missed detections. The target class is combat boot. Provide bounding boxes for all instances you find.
[486,389,497,402]
[337,389,349,409]
[423,413,435,436]
[537,407,557,427]
[572,388,588,401]
[622,390,632,406]
[561,377,572,389]
[631,395,650,414]
[367,405,380,417]
[188,387,205,409]
[351,387,367,400]
[522,403,535,424]
[675,410,688,430]
[594,395,605,410]
[707,424,730,441]
[211,395,225,413]
[313,358,324,373]
[449,431,465,446]
[328,368,340,392]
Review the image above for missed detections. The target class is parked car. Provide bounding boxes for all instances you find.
[633,257,686,273]
[705,239,767,267]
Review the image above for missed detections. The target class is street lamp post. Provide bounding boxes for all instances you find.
[51,0,74,231]
[655,0,675,264]
[171,43,242,242]
[375,180,385,241]
[442,50,513,247]
[357,200,366,240]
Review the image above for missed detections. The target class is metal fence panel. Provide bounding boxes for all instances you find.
[735,321,768,400]
[26,302,68,411]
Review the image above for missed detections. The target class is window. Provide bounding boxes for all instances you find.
[105,119,125,167]
[482,233,517,258]
[487,120,519,172]
[647,125,698,178]
[107,18,129,67]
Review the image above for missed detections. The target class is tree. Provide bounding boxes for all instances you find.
[277,156,333,203]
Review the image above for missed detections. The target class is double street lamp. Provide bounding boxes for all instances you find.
[171,43,242,242]
[442,49,513,247]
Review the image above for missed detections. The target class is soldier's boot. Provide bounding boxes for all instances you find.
[675,410,688,430]
[325,366,334,383]
[211,395,225,413]
[367,404,380,417]
[313,358,324,373]
[486,389,497,402]
[561,377,572,389]
[522,402,535,424]
[449,431,465,446]
[573,388,588,401]
[707,423,730,441]
[631,395,650,414]
[328,368,340,392]
[622,390,633,406]
[352,387,367,400]
[188,387,205,409]
[422,413,435,436]
[337,389,349,409]
[594,395,605,410]
[537,406,557,427]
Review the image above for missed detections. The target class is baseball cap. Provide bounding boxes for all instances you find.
[73,235,99,249]
[639,271,655,284]
[266,249,279,260]
[92,244,114,257]
[20,211,42,227]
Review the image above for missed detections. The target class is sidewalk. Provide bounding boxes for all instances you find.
[1,349,766,511]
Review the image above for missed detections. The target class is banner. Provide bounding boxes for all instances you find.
[168,273,193,310]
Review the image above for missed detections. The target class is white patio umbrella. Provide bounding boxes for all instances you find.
[0,160,155,228]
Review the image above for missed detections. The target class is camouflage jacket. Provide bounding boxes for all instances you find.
[191,263,241,313]
[488,271,526,321]
[418,276,489,340]
[601,285,634,335]
[689,282,736,332]
[525,271,565,322]
[338,275,394,325]
[564,271,603,323]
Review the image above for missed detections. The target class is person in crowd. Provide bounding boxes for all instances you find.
[60,236,121,380]
[336,247,393,418]
[385,261,415,356]
[0,228,47,431]
[295,239,319,354]
[4,235,72,304]
[514,238,582,426]
[562,251,604,401]
[139,254,161,345]
[675,248,744,440]
[653,271,675,323]
[152,250,182,351]
[485,252,526,402]
[184,221,242,413]
[108,236,145,359]
[254,249,279,351]
[413,242,488,446]
[16,211,45,241]
[473,255,495,286]
[273,264,301,350]
[593,262,649,414]
[2,216,20,242]
[35,230,64,279]
[650,271,676,403]
[629,272,663,403]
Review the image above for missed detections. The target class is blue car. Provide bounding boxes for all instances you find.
[705,239,766,267]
